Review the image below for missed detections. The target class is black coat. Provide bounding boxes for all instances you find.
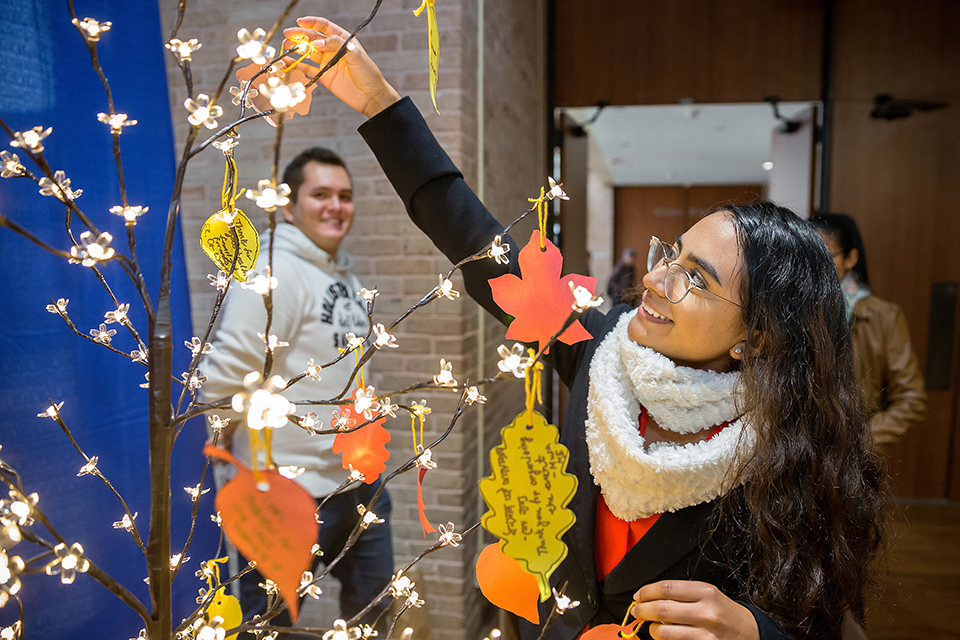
[359,97,792,640]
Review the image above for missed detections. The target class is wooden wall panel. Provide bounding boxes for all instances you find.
[829,0,960,498]
[553,0,825,107]
[614,185,765,261]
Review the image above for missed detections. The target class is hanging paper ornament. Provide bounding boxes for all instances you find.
[200,209,260,282]
[198,557,243,639]
[478,365,578,601]
[476,542,540,623]
[331,388,391,483]
[580,622,642,640]
[488,230,597,353]
[200,154,260,281]
[204,445,318,623]
[417,465,435,537]
[580,605,643,640]
[413,0,440,113]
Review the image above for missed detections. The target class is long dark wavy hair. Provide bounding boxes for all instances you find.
[713,202,884,637]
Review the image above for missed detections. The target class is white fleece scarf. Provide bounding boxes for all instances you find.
[585,312,756,520]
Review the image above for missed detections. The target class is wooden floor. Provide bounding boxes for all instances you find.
[865,501,960,639]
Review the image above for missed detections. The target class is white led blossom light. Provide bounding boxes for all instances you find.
[97,112,137,134]
[241,267,278,295]
[236,28,275,64]
[0,151,25,178]
[258,76,307,111]
[545,177,569,201]
[10,126,51,153]
[232,372,295,431]
[433,359,457,387]
[44,542,90,584]
[110,205,148,224]
[72,17,111,42]
[244,180,290,212]
[38,170,82,201]
[372,324,397,349]
[487,235,510,265]
[70,231,115,267]
[497,343,529,378]
[436,275,460,300]
[184,94,223,129]
[166,38,202,63]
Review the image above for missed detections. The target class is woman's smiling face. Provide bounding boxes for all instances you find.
[627,212,748,371]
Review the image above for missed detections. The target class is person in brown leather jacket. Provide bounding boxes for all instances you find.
[811,214,927,448]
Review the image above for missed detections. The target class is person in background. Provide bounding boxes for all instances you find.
[606,247,638,305]
[810,213,926,451]
[202,147,393,633]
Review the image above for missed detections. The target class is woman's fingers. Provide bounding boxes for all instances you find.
[294,15,352,39]
[632,581,760,640]
[634,600,711,628]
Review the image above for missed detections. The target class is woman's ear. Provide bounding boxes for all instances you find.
[730,341,746,361]
[841,247,860,275]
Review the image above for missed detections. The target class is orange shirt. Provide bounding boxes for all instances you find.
[595,406,727,581]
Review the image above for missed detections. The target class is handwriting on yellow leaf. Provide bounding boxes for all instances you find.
[413,0,440,113]
[200,208,260,282]
[479,410,578,601]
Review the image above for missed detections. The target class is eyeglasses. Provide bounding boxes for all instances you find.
[647,236,744,308]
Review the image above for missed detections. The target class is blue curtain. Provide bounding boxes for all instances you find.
[0,1,219,638]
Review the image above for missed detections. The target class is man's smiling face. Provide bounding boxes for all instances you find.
[282,161,354,256]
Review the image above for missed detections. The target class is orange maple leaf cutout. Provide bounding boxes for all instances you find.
[488,230,597,353]
[331,389,391,483]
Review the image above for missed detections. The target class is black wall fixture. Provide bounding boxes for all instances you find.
[871,93,950,120]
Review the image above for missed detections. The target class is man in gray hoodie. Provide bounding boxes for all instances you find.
[202,147,393,632]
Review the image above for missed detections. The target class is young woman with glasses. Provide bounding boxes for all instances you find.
[284,17,885,640]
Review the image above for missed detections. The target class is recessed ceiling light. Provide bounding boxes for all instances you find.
[762,161,774,171]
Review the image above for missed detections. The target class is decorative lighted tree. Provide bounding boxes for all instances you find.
[0,1,600,639]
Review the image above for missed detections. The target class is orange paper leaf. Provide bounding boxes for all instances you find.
[205,445,318,623]
[235,60,318,126]
[331,389,391,483]
[476,542,540,624]
[488,230,597,353]
[580,622,642,640]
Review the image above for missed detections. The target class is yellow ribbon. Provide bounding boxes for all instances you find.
[528,187,548,250]
[221,154,239,214]
[523,349,544,417]
[619,605,641,639]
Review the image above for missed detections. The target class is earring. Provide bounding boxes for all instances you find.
[735,347,743,355]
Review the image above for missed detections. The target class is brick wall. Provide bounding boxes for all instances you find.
[158,1,545,639]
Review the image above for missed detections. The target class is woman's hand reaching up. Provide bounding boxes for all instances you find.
[283,16,401,118]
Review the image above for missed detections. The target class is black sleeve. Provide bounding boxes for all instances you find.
[359,96,611,387]
[740,602,795,640]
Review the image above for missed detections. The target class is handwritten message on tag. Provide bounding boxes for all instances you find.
[479,410,577,600]
[205,445,317,622]
[200,208,259,282]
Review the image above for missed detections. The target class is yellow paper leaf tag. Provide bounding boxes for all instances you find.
[200,208,260,282]
[479,409,578,601]
[207,587,243,640]
[413,0,440,113]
